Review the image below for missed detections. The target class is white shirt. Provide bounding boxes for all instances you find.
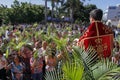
[38,47,46,57]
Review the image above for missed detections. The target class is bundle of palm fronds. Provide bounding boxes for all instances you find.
[44,45,120,80]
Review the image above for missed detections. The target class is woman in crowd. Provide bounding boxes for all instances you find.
[45,48,57,71]
[30,53,44,80]
[20,44,33,80]
[6,55,24,80]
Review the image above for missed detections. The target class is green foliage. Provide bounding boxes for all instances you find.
[33,22,38,28]
[62,54,84,80]
[61,0,97,22]
[5,48,9,58]
[0,0,98,24]
[8,38,27,51]
[33,50,38,59]
[73,46,97,67]
[92,59,118,80]
[73,46,95,80]
[0,26,8,36]
[72,46,120,80]
[45,69,63,80]
[0,0,45,24]
[45,45,84,80]
[98,67,120,80]
[53,37,67,51]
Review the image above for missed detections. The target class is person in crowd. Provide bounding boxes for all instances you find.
[6,55,24,80]
[113,40,120,53]
[73,38,79,47]
[38,41,48,57]
[112,53,120,65]
[34,40,42,57]
[45,41,57,71]
[38,41,48,79]
[78,9,114,58]
[45,51,57,71]
[0,50,7,80]
[20,44,33,80]
[30,53,44,80]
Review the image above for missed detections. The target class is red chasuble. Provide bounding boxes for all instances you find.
[78,22,113,58]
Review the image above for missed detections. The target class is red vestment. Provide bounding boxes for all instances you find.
[78,22,113,58]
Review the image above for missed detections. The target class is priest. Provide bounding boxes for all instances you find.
[78,9,114,58]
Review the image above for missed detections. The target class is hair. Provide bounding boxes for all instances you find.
[14,55,22,63]
[24,44,33,51]
[90,9,103,21]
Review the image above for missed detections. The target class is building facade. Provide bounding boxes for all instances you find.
[103,4,120,26]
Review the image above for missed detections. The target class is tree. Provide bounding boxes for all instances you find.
[8,0,45,24]
[47,0,65,21]
[83,4,97,22]
[62,0,84,23]
[60,0,97,23]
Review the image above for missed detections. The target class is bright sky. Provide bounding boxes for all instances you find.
[0,0,120,11]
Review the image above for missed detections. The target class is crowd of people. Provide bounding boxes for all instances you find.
[0,22,85,80]
[0,9,120,80]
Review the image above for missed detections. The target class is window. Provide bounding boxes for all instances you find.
[108,6,116,9]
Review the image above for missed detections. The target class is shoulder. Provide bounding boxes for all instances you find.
[103,24,113,34]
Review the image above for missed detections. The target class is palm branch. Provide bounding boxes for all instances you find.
[73,46,98,67]
[44,69,63,80]
[62,52,84,80]
[53,37,67,51]
[5,48,9,58]
[34,30,43,39]
[44,46,84,80]
[33,50,39,59]
[33,22,38,28]
[98,67,120,80]
[92,59,118,80]
[8,38,27,51]
[73,46,96,80]
[72,45,120,80]
[0,26,8,36]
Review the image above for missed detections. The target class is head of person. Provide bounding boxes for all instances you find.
[89,9,103,23]
[35,40,42,49]
[42,41,48,49]
[21,44,33,58]
[114,53,120,60]
[13,55,21,63]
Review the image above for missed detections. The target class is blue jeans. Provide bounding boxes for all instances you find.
[32,72,43,80]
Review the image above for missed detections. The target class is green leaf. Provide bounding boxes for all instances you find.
[73,46,96,80]
[5,48,9,58]
[62,53,84,80]
[92,59,118,80]
[33,50,38,59]
[98,67,120,80]
[45,69,63,80]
